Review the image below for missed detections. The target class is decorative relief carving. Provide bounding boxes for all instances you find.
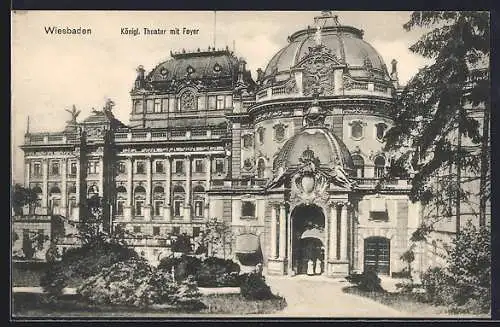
[296,45,341,96]
[180,91,196,111]
[284,78,299,94]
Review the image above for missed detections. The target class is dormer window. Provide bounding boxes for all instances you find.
[376,123,387,141]
[213,63,222,72]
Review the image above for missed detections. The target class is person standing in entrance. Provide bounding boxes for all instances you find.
[315,258,322,275]
[307,259,314,275]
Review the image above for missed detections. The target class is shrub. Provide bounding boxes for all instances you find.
[240,273,275,300]
[420,266,455,305]
[345,270,384,292]
[41,241,138,296]
[158,255,202,281]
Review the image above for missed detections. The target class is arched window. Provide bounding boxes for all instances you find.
[153,185,164,194]
[257,159,265,179]
[32,186,42,194]
[374,156,386,178]
[172,185,185,193]
[172,185,185,217]
[193,185,205,193]
[375,123,387,141]
[352,155,365,178]
[49,186,61,195]
[67,185,77,194]
[116,185,127,216]
[116,185,127,194]
[257,127,265,144]
[134,186,146,217]
[351,121,364,139]
[152,185,164,217]
[32,186,42,207]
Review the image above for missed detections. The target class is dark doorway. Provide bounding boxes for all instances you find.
[291,205,325,275]
[364,237,390,275]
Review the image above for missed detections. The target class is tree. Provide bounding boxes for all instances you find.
[171,233,193,254]
[384,11,490,238]
[12,184,38,216]
[197,218,234,259]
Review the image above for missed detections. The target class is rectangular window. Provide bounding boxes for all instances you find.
[241,201,256,217]
[116,201,124,216]
[51,161,60,175]
[194,159,204,173]
[135,201,144,216]
[146,99,154,113]
[154,99,162,113]
[174,200,182,216]
[216,95,225,109]
[172,226,180,235]
[70,162,77,176]
[175,160,184,174]
[69,199,77,215]
[155,161,164,174]
[133,226,141,233]
[153,226,160,236]
[136,161,145,174]
[118,162,126,174]
[197,96,205,110]
[169,98,176,113]
[134,100,143,114]
[87,161,100,174]
[154,201,163,216]
[194,200,204,217]
[215,159,224,173]
[33,162,41,177]
[192,226,201,237]
[162,98,169,112]
[225,95,233,108]
[208,96,216,110]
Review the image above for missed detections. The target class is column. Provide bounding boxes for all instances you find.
[125,157,133,221]
[270,204,277,258]
[329,204,337,261]
[324,203,330,274]
[42,159,48,212]
[61,158,67,217]
[144,156,152,221]
[24,160,30,188]
[74,156,80,221]
[163,156,171,221]
[98,156,104,197]
[340,203,348,261]
[278,204,286,259]
[185,155,192,221]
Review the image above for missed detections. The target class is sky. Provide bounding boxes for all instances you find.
[11,10,432,184]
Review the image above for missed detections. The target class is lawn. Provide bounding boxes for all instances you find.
[342,286,490,318]
[12,292,287,317]
[12,261,83,288]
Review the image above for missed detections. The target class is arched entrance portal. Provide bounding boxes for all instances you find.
[291,205,325,275]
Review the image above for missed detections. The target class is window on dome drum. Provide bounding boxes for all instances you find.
[216,95,225,109]
[32,162,41,177]
[136,161,145,174]
[194,200,204,217]
[133,226,141,233]
[241,201,256,218]
[225,95,233,108]
[154,201,164,216]
[135,201,144,216]
[173,200,183,217]
[154,99,162,113]
[351,121,364,139]
[274,124,286,142]
[257,127,265,144]
[197,96,205,110]
[162,98,169,112]
[155,161,164,174]
[242,134,253,148]
[376,123,387,141]
[352,155,365,178]
[257,159,265,179]
[51,161,60,176]
[175,160,184,174]
[116,201,124,216]
[374,156,386,178]
[208,96,217,110]
[146,99,154,113]
[194,159,204,173]
[193,226,201,238]
[215,159,224,174]
[153,226,160,236]
[172,226,180,235]
[70,162,77,176]
[134,100,143,114]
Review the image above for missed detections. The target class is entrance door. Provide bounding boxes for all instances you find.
[297,238,324,275]
[364,237,390,275]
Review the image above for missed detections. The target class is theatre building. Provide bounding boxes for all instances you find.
[17,14,430,277]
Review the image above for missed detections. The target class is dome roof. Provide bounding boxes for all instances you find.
[273,127,354,172]
[147,49,240,83]
[264,25,390,81]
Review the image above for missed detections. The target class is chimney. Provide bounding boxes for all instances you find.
[390,59,399,88]
[135,65,145,89]
[238,57,246,82]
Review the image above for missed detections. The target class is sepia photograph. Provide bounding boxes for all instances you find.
[10,10,491,319]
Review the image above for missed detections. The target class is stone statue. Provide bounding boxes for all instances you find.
[314,24,322,46]
[65,105,80,125]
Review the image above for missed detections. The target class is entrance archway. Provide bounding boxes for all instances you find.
[291,204,325,275]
